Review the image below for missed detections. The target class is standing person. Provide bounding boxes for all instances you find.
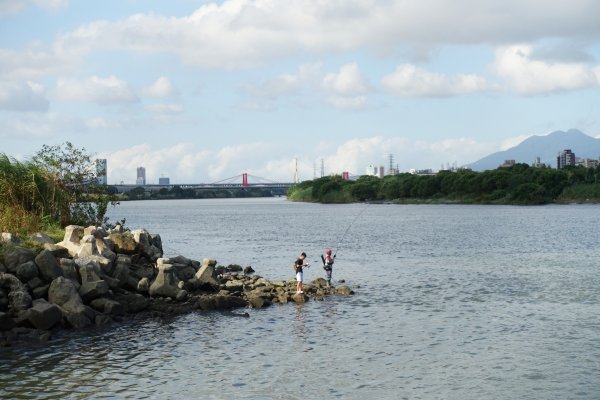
[321,248,336,287]
[294,252,307,294]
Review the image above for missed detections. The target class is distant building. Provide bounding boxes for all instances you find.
[500,160,516,168]
[136,166,146,185]
[95,159,107,185]
[557,149,576,169]
[158,177,170,185]
[342,172,350,180]
[579,158,598,168]
[532,157,544,168]
[379,166,385,178]
[365,165,378,176]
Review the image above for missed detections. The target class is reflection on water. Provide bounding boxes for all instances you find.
[1,199,600,399]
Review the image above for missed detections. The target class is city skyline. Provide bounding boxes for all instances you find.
[1,1,600,183]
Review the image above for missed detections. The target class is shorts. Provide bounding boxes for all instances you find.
[296,271,303,282]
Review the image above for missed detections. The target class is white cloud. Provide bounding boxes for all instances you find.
[0,111,84,139]
[56,75,138,104]
[322,63,370,96]
[326,95,368,110]
[0,80,49,111]
[492,44,600,95]
[141,77,177,98]
[382,64,490,97]
[0,44,79,80]
[50,0,600,69]
[144,103,184,114]
[500,134,534,150]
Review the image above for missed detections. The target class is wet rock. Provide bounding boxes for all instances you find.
[225,280,244,292]
[4,247,36,273]
[35,250,63,282]
[149,263,185,299]
[26,299,62,330]
[226,264,243,272]
[48,277,92,329]
[196,294,247,311]
[108,233,137,254]
[95,314,113,327]
[113,292,148,313]
[335,286,354,295]
[0,273,32,312]
[247,296,271,309]
[277,293,289,304]
[0,312,16,331]
[243,266,255,274]
[16,261,39,282]
[311,278,329,288]
[90,298,124,316]
[292,293,309,303]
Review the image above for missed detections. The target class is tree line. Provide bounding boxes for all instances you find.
[287,164,600,204]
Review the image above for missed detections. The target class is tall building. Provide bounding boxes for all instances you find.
[557,149,576,169]
[379,166,385,178]
[95,159,107,185]
[136,166,146,185]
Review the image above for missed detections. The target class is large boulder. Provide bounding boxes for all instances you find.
[78,264,109,302]
[35,250,63,282]
[0,311,16,331]
[149,263,186,299]
[96,238,117,263]
[90,298,124,316]
[16,261,39,282]
[4,247,36,273]
[0,272,32,312]
[113,292,148,313]
[292,293,309,303]
[48,277,92,329]
[111,255,131,287]
[150,234,163,254]
[26,299,62,330]
[335,286,354,296]
[76,235,99,258]
[108,233,137,254]
[75,255,113,275]
[30,232,55,246]
[159,257,195,282]
[56,225,84,257]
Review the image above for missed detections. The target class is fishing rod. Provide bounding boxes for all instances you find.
[332,203,371,256]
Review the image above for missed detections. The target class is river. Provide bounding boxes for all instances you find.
[1,198,599,399]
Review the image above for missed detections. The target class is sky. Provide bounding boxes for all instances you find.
[1,0,600,184]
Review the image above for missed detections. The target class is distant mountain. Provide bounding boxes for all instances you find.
[467,129,600,171]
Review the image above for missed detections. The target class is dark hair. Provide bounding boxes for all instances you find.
[301,252,307,257]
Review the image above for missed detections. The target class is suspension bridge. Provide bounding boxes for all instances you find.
[112,173,295,194]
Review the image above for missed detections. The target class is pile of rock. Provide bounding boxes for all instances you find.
[0,225,354,347]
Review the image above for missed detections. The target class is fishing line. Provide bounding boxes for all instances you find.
[332,203,371,256]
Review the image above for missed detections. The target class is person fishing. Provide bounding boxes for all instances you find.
[321,248,335,287]
[293,252,308,294]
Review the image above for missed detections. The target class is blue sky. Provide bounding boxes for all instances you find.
[1,0,600,184]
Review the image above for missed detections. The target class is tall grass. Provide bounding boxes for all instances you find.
[0,154,70,234]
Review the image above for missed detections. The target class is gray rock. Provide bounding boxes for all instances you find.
[48,277,92,329]
[111,254,131,287]
[149,264,185,299]
[95,314,113,327]
[226,264,243,272]
[225,280,244,292]
[78,264,109,301]
[27,299,62,330]
[27,277,43,290]
[58,258,80,286]
[0,263,6,273]
[0,272,32,312]
[90,298,124,316]
[247,296,271,309]
[195,260,219,287]
[30,232,55,246]
[56,225,84,257]
[292,293,309,303]
[0,312,16,331]
[150,234,163,254]
[16,261,39,282]
[35,250,63,282]
[76,235,98,258]
[32,285,50,299]
[335,286,354,295]
[96,238,117,263]
[130,262,155,280]
[4,247,36,273]
[137,277,150,293]
[108,233,137,254]
[75,255,112,275]
[113,292,148,313]
[42,244,70,258]
[244,266,255,274]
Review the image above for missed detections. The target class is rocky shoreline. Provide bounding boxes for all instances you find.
[0,226,354,348]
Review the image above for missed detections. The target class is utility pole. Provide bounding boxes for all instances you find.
[320,158,325,178]
[293,158,299,183]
